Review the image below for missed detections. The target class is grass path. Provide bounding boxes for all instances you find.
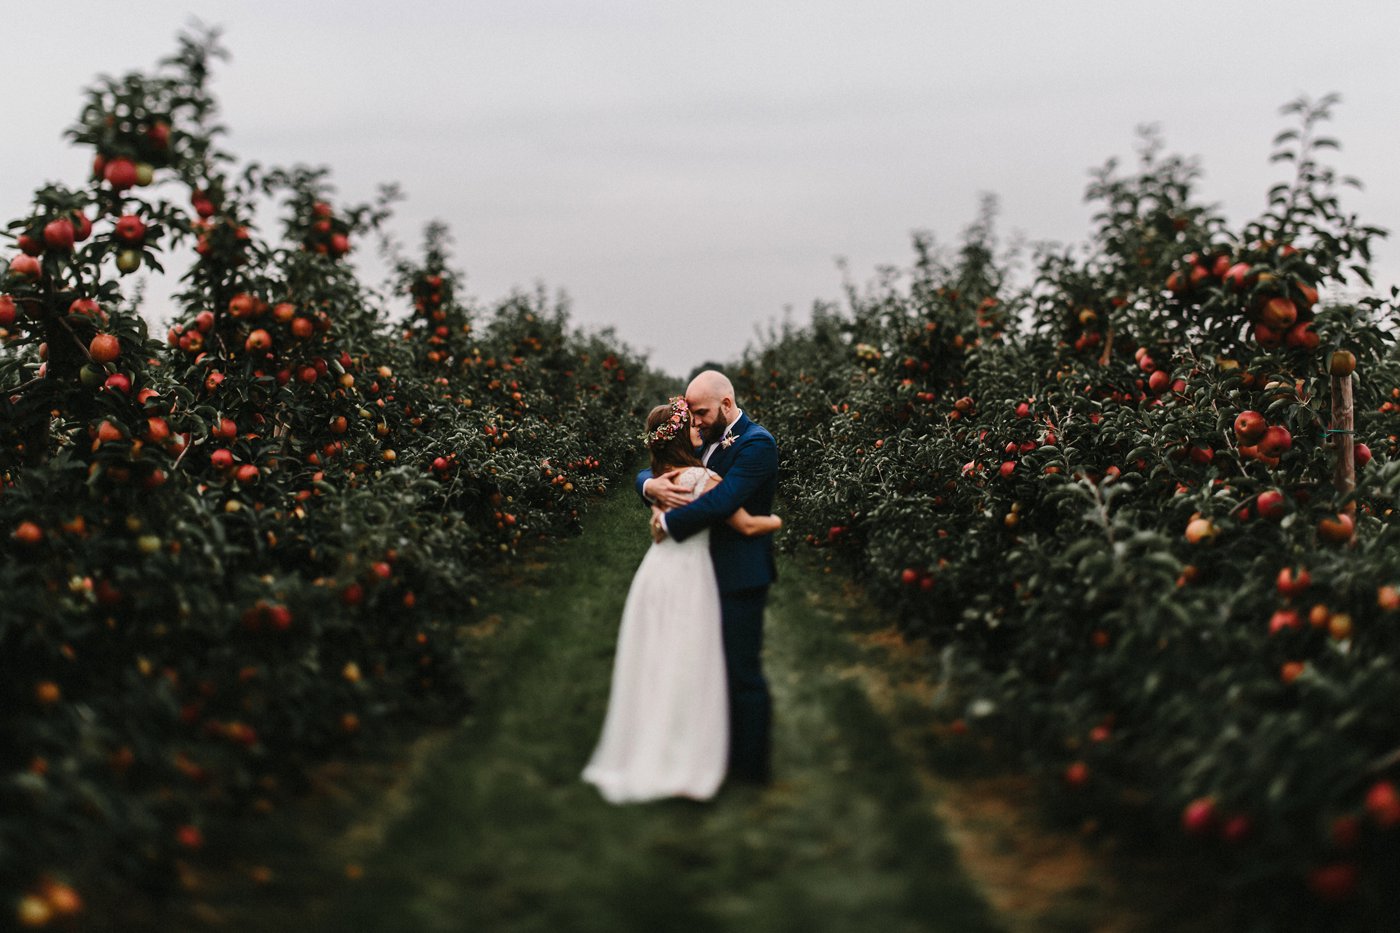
[170,485,1188,932]
[303,486,1000,933]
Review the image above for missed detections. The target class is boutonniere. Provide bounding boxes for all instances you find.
[720,432,736,450]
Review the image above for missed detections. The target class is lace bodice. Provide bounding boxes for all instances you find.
[679,466,719,501]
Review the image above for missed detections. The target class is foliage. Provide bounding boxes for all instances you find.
[736,97,1400,930]
[0,29,660,927]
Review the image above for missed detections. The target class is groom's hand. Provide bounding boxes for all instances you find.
[644,469,691,510]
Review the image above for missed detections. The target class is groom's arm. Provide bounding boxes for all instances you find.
[634,468,654,508]
[662,435,777,543]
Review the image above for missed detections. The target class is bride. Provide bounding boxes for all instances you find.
[582,396,781,803]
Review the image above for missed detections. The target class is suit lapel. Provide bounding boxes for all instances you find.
[709,413,751,474]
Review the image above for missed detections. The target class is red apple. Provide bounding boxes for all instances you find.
[104,157,138,190]
[1285,321,1319,350]
[1182,797,1217,836]
[89,333,120,364]
[1258,296,1298,329]
[1256,489,1286,521]
[42,217,75,251]
[8,254,42,279]
[113,214,147,245]
[1276,566,1310,598]
[1365,780,1400,827]
[1317,512,1355,544]
[1233,411,1267,445]
[1258,426,1292,458]
[1224,262,1252,289]
[1269,609,1302,634]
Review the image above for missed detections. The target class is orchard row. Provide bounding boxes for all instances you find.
[737,103,1400,931]
[1,32,662,929]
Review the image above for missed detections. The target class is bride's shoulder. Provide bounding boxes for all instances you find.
[680,466,714,489]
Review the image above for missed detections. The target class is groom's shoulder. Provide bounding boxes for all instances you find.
[737,419,776,449]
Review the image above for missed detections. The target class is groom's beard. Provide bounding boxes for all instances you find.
[699,416,727,446]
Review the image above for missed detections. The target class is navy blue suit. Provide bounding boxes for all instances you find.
[635,413,778,783]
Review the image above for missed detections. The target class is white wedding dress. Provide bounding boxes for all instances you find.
[582,466,729,803]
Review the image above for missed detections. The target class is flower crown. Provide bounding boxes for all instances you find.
[644,396,690,448]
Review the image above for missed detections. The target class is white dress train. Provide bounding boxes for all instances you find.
[582,466,729,803]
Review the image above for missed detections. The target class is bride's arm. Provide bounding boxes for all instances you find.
[700,475,782,537]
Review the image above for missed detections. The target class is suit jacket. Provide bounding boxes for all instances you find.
[634,412,778,594]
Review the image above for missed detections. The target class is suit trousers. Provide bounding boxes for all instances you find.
[719,585,771,783]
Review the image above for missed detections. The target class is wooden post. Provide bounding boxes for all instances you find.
[1331,372,1355,496]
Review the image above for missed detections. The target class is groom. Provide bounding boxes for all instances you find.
[637,370,779,785]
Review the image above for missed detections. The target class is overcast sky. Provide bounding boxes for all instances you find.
[4,1,1397,377]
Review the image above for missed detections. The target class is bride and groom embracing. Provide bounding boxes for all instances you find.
[582,370,783,803]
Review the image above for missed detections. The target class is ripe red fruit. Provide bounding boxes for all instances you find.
[1364,780,1400,827]
[999,460,1016,478]
[1285,321,1319,350]
[43,217,75,251]
[210,448,234,470]
[1317,512,1355,544]
[341,583,364,606]
[1258,296,1298,329]
[0,294,17,327]
[1276,566,1311,598]
[1184,517,1217,544]
[234,464,259,484]
[104,158,138,190]
[175,824,205,850]
[1268,609,1302,635]
[1221,814,1253,844]
[146,120,171,149]
[1147,370,1170,394]
[14,521,43,545]
[900,568,918,585]
[1331,815,1361,850]
[1233,411,1267,445]
[1253,323,1283,348]
[245,329,272,352]
[1354,443,1371,468]
[329,233,350,256]
[89,333,120,364]
[1307,863,1357,902]
[1257,426,1292,458]
[70,211,93,242]
[9,254,42,279]
[113,214,147,245]
[1224,262,1252,289]
[103,373,131,394]
[1256,489,1286,521]
[69,298,103,320]
[1181,797,1218,836]
[1063,761,1089,787]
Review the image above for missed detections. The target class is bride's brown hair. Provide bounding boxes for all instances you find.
[646,402,703,476]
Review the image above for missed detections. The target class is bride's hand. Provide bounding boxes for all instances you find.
[645,469,692,510]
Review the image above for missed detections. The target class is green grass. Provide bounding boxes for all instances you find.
[163,488,1003,932]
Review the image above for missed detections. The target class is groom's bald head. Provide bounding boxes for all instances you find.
[686,370,737,444]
